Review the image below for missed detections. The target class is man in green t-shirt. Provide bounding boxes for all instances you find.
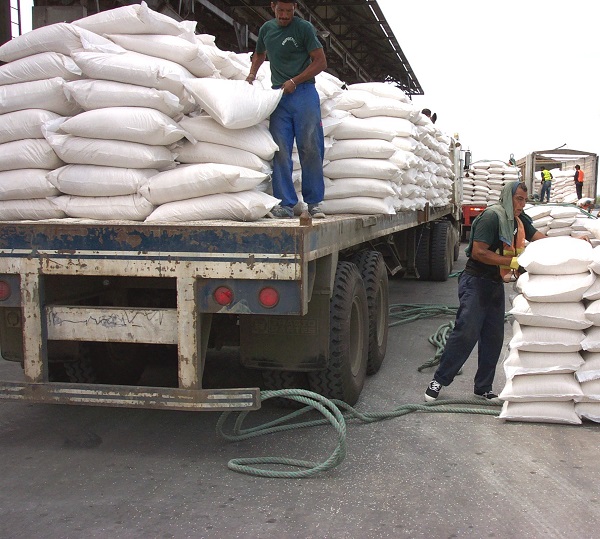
[246,1,327,219]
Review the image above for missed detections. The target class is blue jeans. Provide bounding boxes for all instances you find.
[540,181,551,202]
[269,83,324,208]
[433,272,505,393]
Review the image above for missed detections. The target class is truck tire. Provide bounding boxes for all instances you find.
[308,261,368,405]
[351,251,389,375]
[430,221,453,282]
[261,369,309,408]
[415,225,431,280]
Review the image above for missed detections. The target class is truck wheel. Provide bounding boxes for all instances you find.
[415,225,431,280]
[76,343,146,385]
[351,251,389,375]
[430,221,453,281]
[308,261,368,405]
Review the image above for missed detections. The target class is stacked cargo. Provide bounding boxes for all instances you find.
[533,168,578,204]
[461,160,520,205]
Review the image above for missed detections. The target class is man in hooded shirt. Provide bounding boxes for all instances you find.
[424,181,546,403]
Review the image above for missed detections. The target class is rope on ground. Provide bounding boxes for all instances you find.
[216,389,500,479]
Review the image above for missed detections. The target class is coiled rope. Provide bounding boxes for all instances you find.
[217,389,500,478]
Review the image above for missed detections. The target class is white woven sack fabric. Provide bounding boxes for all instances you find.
[583,277,600,300]
[333,116,399,142]
[550,206,579,219]
[499,401,581,425]
[140,163,267,205]
[0,139,63,171]
[44,131,175,170]
[390,149,418,170]
[71,51,195,102]
[575,402,600,421]
[0,169,58,200]
[72,1,196,37]
[183,79,282,130]
[64,80,185,118]
[53,194,154,221]
[499,373,584,402]
[0,77,82,116]
[509,294,591,330]
[325,139,396,161]
[60,107,191,146]
[0,22,123,63]
[581,326,600,352]
[47,165,157,197]
[178,115,278,161]
[589,246,600,275]
[546,227,573,237]
[582,220,600,240]
[350,96,416,120]
[0,52,82,85]
[392,136,417,152]
[335,89,376,111]
[548,217,576,229]
[575,352,600,383]
[106,34,218,79]
[319,196,395,215]
[516,271,594,303]
[509,321,583,352]
[516,236,593,275]
[145,190,279,222]
[584,300,600,325]
[579,379,600,401]
[0,109,61,144]
[503,348,584,379]
[0,198,65,220]
[324,178,395,200]
[347,82,410,103]
[174,141,271,174]
[323,158,401,181]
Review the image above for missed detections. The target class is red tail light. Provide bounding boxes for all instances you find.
[0,280,11,301]
[259,287,279,308]
[213,286,233,306]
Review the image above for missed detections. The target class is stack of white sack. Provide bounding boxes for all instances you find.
[316,81,454,215]
[461,160,519,204]
[499,237,597,424]
[533,168,578,204]
[524,204,594,240]
[0,22,117,219]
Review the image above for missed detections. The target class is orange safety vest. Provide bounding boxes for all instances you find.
[576,170,585,183]
[499,217,526,282]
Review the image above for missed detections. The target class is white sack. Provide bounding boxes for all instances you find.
[323,158,401,181]
[0,198,65,220]
[72,1,196,37]
[509,321,583,352]
[581,326,600,353]
[59,107,190,145]
[319,196,396,215]
[503,348,584,379]
[0,169,59,200]
[64,80,184,118]
[174,141,271,174]
[579,379,600,401]
[53,194,154,221]
[183,79,282,129]
[0,77,81,116]
[140,163,267,205]
[575,352,600,383]
[44,130,174,170]
[499,373,584,402]
[71,51,195,103]
[347,82,410,103]
[589,246,600,275]
[324,178,395,200]
[178,115,278,161]
[583,277,600,301]
[0,139,63,171]
[499,401,581,425]
[584,300,600,326]
[325,139,396,161]
[575,402,600,422]
[0,22,123,63]
[145,190,279,222]
[509,294,591,330]
[516,271,595,303]
[517,236,593,275]
[350,96,416,120]
[0,109,61,144]
[0,52,82,85]
[47,165,157,196]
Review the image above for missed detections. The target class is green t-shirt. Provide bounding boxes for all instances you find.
[465,210,538,281]
[256,17,322,87]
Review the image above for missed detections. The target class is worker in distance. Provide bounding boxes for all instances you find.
[425,181,546,403]
[246,0,327,219]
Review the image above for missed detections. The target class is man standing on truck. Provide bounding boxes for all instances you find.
[424,181,546,403]
[246,0,327,219]
[574,164,585,200]
[539,167,553,203]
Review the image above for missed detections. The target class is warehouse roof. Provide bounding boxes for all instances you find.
[173,0,423,95]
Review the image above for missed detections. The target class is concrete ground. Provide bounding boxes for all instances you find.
[1,246,599,539]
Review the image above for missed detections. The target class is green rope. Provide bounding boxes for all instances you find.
[217,389,500,479]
